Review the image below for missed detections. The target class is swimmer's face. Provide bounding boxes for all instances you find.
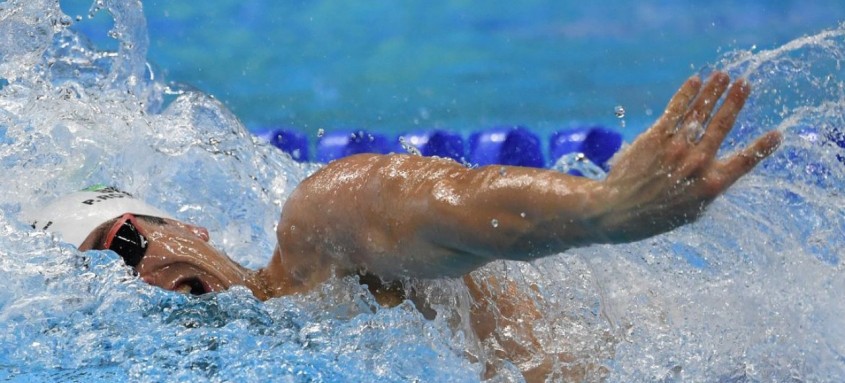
[79,215,266,299]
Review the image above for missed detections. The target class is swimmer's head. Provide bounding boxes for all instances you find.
[25,186,174,246]
[25,186,267,299]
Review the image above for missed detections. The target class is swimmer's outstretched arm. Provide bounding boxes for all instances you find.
[259,72,781,295]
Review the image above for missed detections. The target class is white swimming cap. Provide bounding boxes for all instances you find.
[24,186,174,247]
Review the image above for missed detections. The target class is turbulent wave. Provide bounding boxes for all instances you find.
[0,0,843,381]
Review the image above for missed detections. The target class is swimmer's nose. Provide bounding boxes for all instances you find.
[186,225,210,242]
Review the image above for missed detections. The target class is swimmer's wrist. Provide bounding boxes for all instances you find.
[583,182,635,245]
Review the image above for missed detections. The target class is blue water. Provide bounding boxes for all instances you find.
[1,0,844,382]
[64,0,845,140]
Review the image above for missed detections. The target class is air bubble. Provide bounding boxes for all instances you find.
[317,128,325,138]
[491,219,499,228]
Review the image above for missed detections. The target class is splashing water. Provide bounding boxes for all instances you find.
[0,1,844,382]
[551,153,608,180]
[398,136,422,156]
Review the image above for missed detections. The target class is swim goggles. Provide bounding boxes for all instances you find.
[103,213,148,267]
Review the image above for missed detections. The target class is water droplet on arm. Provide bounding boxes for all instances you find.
[491,219,499,228]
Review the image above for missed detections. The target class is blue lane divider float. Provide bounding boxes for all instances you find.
[468,126,545,168]
[395,130,465,162]
[259,129,310,162]
[255,126,625,176]
[549,126,623,171]
[316,130,390,163]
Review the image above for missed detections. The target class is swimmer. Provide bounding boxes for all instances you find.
[26,72,782,381]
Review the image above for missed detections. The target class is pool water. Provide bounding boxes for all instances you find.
[65,0,845,140]
[1,0,844,382]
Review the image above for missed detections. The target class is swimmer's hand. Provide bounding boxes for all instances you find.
[592,72,782,243]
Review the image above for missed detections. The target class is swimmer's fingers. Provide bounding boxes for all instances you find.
[715,130,782,188]
[654,75,702,137]
[683,72,730,132]
[697,78,751,156]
